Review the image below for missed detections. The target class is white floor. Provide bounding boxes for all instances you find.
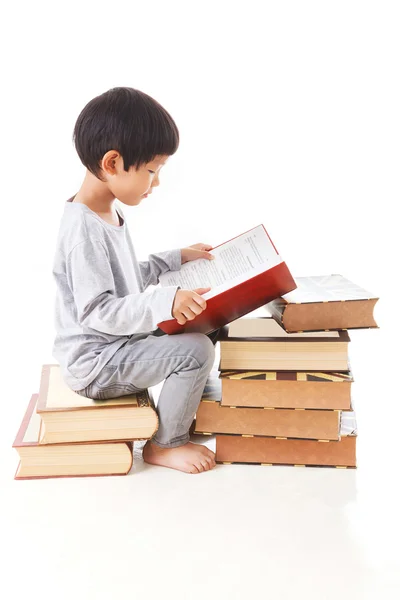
[2,326,399,600]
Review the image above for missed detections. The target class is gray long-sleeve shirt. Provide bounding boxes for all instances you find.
[51,196,182,391]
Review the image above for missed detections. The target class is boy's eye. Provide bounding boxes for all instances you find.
[148,170,155,175]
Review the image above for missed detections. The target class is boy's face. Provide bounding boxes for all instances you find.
[101,152,169,205]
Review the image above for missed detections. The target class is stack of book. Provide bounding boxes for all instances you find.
[193,274,379,468]
[12,364,158,479]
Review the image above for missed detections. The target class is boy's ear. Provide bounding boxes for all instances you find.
[101,150,120,176]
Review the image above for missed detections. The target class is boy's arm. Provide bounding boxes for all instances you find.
[138,249,182,289]
[66,239,180,336]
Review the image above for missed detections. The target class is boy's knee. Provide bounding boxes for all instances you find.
[186,332,215,368]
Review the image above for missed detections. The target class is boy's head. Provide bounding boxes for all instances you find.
[73,87,179,205]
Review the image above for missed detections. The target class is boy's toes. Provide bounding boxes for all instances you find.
[189,457,211,474]
[206,457,215,470]
[200,456,215,471]
[199,458,210,471]
[199,445,216,459]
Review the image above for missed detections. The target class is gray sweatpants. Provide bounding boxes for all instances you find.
[75,328,220,448]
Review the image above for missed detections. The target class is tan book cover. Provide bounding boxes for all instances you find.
[37,364,158,444]
[267,274,379,332]
[13,394,134,479]
[219,368,353,409]
[194,371,341,441]
[215,411,357,468]
[217,319,350,371]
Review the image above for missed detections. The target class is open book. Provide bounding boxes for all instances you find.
[157,224,296,335]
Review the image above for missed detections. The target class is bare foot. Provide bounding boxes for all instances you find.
[142,440,217,474]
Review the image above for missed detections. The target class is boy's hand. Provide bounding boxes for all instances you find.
[181,243,215,264]
[172,287,211,325]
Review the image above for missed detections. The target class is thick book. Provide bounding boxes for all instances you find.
[156,224,296,335]
[13,394,134,479]
[215,411,357,468]
[193,371,341,441]
[220,367,353,410]
[267,274,379,332]
[37,364,158,444]
[217,318,350,371]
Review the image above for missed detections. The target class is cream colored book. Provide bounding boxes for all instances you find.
[218,318,350,371]
[36,364,158,444]
[13,394,134,479]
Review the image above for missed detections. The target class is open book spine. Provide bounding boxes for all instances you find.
[157,261,297,335]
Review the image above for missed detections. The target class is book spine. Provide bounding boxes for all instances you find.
[215,434,356,468]
[266,298,287,328]
[220,378,352,410]
[194,401,341,440]
[157,262,296,335]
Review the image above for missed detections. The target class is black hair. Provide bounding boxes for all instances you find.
[73,87,179,180]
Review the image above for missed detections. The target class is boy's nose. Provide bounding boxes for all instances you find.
[152,172,161,187]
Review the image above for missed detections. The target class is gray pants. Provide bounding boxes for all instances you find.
[75,328,220,448]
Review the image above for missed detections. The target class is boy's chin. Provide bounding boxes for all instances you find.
[118,197,143,206]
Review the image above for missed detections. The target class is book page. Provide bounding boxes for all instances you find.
[340,411,357,436]
[283,274,376,303]
[159,224,282,299]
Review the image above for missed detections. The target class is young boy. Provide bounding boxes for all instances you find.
[52,86,219,475]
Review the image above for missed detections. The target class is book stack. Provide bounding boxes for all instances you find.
[193,274,379,468]
[12,364,158,479]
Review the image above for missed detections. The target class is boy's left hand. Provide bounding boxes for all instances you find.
[180,243,215,264]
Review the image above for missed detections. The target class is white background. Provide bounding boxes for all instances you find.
[1,1,399,599]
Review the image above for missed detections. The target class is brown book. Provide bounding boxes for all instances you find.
[13,394,134,479]
[267,274,379,332]
[218,318,350,371]
[220,368,353,410]
[194,371,341,440]
[37,364,158,444]
[215,411,357,468]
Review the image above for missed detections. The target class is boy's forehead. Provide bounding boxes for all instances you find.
[151,155,169,166]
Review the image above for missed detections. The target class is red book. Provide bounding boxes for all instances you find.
[157,224,296,335]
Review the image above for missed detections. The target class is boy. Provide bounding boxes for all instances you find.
[52,87,219,475]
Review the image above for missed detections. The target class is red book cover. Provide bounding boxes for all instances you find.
[157,224,296,335]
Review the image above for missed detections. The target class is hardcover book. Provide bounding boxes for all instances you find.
[13,394,134,479]
[37,364,158,444]
[157,224,296,335]
[215,410,357,468]
[267,274,379,332]
[194,371,341,441]
[219,368,353,410]
[218,318,350,371]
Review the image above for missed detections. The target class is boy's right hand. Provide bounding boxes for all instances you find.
[172,287,211,325]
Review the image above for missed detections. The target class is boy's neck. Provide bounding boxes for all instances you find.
[73,170,121,226]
